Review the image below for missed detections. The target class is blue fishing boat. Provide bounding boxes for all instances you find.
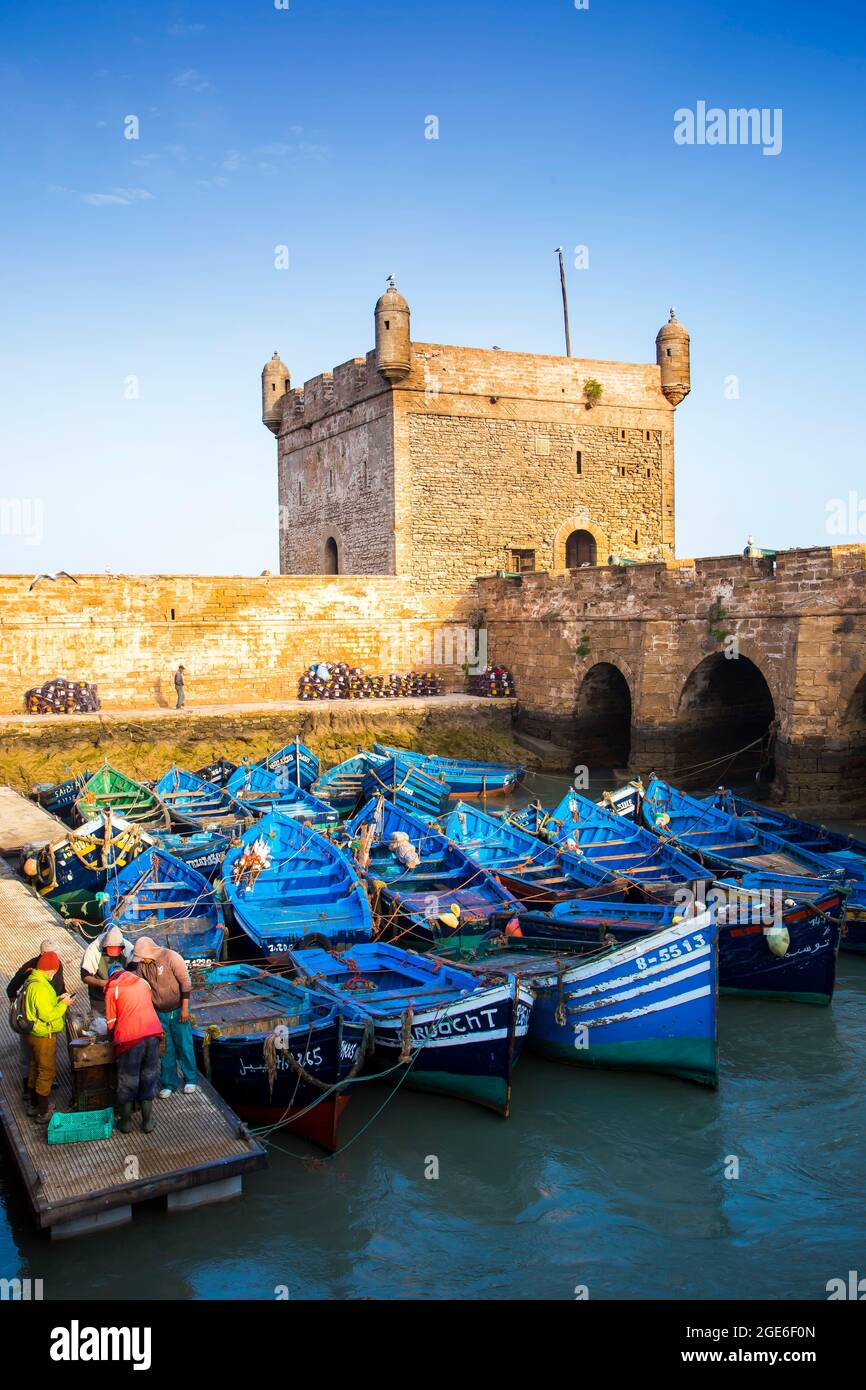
[511,789,712,897]
[708,789,866,953]
[20,813,152,923]
[193,757,238,788]
[312,751,389,814]
[103,846,226,966]
[437,910,719,1086]
[290,941,533,1115]
[346,797,520,947]
[223,812,373,957]
[256,738,319,790]
[641,776,848,883]
[31,772,92,826]
[362,755,453,821]
[227,762,338,828]
[532,877,844,1005]
[372,743,525,795]
[150,829,232,882]
[154,767,250,834]
[189,963,370,1152]
[440,799,616,907]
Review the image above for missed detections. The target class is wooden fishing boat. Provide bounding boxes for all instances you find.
[189,963,370,1152]
[641,777,849,883]
[437,910,719,1087]
[345,797,521,947]
[227,762,338,828]
[372,743,525,795]
[529,878,845,1006]
[441,799,616,907]
[193,757,238,788]
[75,764,171,833]
[31,772,91,826]
[20,813,152,923]
[362,755,453,821]
[708,789,866,953]
[150,829,233,881]
[508,789,712,898]
[708,790,866,875]
[223,812,373,957]
[290,941,533,1115]
[153,767,250,834]
[104,846,226,967]
[256,738,319,791]
[311,751,388,814]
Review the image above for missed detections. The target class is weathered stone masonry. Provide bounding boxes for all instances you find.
[265,287,686,589]
[476,544,866,816]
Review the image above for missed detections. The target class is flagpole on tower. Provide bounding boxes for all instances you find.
[556,247,572,357]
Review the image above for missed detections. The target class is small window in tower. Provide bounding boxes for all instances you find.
[363,460,369,489]
[384,320,390,330]
[634,528,639,544]
[511,549,536,574]
[666,348,672,358]
[619,429,627,441]
[271,382,276,392]
[645,430,651,441]
[575,451,582,475]
[620,466,627,478]
[298,479,302,504]
[646,468,651,478]
[328,468,334,492]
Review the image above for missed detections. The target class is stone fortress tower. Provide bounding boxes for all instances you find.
[262,284,690,588]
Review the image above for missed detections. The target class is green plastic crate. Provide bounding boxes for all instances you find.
[47,1107,114,1145]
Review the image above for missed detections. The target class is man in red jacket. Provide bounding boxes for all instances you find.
[104,961,163,1133]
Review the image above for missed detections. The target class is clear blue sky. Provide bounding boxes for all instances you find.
[1,0,863,574]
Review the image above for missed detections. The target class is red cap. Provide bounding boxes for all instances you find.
[37,951,60,973]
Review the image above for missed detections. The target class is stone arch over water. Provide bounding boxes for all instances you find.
[674,652,776,785]
[574,661,633,768]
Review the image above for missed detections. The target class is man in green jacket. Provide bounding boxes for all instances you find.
[24,951,71,1123]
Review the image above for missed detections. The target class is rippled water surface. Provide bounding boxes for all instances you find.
[2,774,864,1299]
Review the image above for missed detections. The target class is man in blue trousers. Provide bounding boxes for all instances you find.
[132,936,198,1098]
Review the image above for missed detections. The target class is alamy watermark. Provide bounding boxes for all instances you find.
[0,497,44,545]
[674,102,782,157]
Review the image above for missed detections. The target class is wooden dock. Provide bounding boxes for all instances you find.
[0,800,266,1238]
[0,785,65,857]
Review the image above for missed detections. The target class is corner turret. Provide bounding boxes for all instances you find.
[262,351,291,433]
[375,277,411,382]
[656,309,690,406]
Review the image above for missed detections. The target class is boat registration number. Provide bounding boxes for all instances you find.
[635,932,708,971]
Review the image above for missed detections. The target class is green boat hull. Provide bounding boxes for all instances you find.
[529,1035,719,1088]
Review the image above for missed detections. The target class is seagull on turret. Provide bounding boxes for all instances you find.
[28,571,79,592]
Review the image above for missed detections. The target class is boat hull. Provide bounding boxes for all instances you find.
[363,980,532,1116]
[718,898,842,1003]
[527,917,719,1086]
[193,1014,363,1152]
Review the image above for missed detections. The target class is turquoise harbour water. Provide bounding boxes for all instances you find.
[2,773,865,1300]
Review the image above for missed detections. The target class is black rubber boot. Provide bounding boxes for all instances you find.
[34,1094,55,1126]
[116,1102,134,1134]
[140,1100,155,1134]
[25,1088,39,1118]
[20,1077,30,1102]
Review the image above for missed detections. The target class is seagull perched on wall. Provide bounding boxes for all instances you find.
[28,571,79,592]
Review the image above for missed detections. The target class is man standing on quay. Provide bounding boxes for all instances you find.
[174,664,185,710]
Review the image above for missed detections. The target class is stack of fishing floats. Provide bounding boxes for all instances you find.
[24,678,101,714]
[298,662,444,701]
[466,666,516,698]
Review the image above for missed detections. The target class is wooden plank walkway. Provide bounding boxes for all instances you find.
[0,785,65,857]
[0,838,266,1238]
